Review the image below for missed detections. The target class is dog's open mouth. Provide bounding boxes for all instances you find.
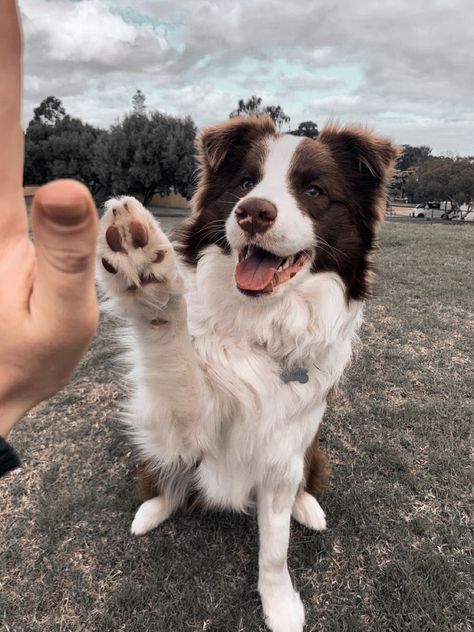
[235,245,311,296]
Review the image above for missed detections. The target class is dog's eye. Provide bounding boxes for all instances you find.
[241,178,255,191]
[305,185,322,198]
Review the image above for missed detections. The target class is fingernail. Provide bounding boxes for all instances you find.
[41,198,89,226]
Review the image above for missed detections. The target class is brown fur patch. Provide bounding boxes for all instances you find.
[131,462,161,501]
[151,317,169,326]
[326,383,339,404]
[304,429,331,496]
[290,126,399,299]
[198,115,277,174]
[131,462,203,512]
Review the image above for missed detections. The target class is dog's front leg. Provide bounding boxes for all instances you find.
[257,483,305,632]
[98,197,202,446]
[97,196,201,415]
[97,197,202,535]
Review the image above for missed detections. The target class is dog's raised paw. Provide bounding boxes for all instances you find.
[292,491,327,531]
[98,196,175,294]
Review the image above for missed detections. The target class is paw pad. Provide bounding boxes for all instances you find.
[101,258,117,274]
[106,225,125,252]
[130,220,148,248]
[99,197,174,293]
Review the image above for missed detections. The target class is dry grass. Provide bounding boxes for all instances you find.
[1,221,473,632]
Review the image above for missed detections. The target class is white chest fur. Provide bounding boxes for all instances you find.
[177,246,363,509]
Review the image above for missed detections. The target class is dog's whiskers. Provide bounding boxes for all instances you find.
[191,219,227,239]
[194,227,227,250]
[315,237,348,267]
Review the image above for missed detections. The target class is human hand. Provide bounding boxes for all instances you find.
[0,0,99,437]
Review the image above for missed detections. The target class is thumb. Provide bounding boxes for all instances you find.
[30,179,99,328]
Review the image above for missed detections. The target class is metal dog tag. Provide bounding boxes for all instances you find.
[280,367,309,384]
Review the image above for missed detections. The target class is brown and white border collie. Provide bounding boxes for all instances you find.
[97,116,398,632]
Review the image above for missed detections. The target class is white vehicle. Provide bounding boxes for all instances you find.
[410,201,459,219]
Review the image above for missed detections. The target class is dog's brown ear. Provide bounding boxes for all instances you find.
[319,124,400,186]
[197,115,276,172]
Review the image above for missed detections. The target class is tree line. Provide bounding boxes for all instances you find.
[24,93,474,209]
[391,146,474,209]
[24,94,197,206]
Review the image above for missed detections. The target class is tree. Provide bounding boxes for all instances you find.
[229,95,290,130]
[158,115,198,200]
[24,118,54,185]
[397,144,432,171]
[404,156,474,208]
[24,96,198,205]
[24,104,105,194]
[132,90,146,115]
[33,96,66,126]
[94,112,197,206]
[390,145,434,200]
[46,116,105,194]
[229,95,263,118]
[290,121,319,139]
[262,105,290,130]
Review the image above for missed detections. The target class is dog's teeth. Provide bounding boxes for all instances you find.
[282,259,290,270]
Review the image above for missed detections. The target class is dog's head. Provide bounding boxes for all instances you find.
[177,116,399,300]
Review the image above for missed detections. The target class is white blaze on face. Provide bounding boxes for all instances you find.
[226,134,316,257]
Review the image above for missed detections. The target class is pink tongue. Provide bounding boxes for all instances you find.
[235,249,283,292]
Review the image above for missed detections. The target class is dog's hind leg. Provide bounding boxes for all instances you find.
[131,496,175,536]
[130,461,195,536]
[292,491,326,531]
[292,428,329,530]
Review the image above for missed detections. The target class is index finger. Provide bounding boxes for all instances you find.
[0,0,28,240]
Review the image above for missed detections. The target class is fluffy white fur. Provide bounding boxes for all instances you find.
[97,136,364,632]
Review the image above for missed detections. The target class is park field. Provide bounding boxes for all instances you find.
[1,221,473,632]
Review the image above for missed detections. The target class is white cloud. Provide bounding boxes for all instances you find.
[18,0,474,154]
[21,0,170,71]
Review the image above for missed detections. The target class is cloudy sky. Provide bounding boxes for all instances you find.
[19,0,474,155]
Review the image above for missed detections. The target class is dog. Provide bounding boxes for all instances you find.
[97,115,398,632]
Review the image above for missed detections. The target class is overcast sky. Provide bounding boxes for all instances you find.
[19,0,474,155]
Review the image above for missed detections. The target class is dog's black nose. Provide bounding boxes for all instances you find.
[235,198,277,235]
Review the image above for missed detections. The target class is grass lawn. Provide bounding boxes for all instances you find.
[1,221,473,632]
